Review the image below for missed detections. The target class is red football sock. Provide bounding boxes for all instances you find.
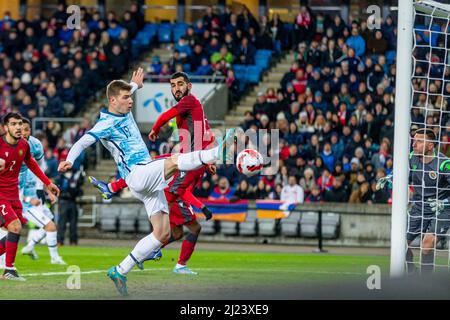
[178,233,198,266]
[0,236,6,255]
[110,178,128,193]
[5,232,20,269]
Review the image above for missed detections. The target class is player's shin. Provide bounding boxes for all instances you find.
[177,232,198,267]
[25,228,46,250]
[117,233,162,275]
[406,247,415,273]
[46,231,59,259]
[421,250,435,274]
[0,236,6,255]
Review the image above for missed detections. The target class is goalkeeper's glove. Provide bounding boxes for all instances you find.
[427,198,450,213]
[376,174,393,191]
[202,206,213,221]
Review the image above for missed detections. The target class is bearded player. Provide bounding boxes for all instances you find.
[0,113,60,280]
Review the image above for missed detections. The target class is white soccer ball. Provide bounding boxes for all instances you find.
[236,149,264,177]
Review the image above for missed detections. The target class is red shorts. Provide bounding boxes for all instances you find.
[0,199,27,228]
[169,198,197,228]
[165,167,206,202]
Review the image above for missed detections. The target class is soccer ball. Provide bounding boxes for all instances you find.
[236,149,264,177]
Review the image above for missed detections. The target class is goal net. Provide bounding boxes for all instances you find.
[392,0,450,276]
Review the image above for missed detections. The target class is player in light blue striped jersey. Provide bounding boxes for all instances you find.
[18,119,66,265]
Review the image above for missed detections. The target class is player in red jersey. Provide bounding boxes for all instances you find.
[148,72,217,273]
[148,72,216,204]
[0,113,60,280]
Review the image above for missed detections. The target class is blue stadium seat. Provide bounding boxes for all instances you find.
[173,23,189,42]
[255,56,270,70]
[158,24,172,43]
[255,49,272,58]
[245,65,263,84]
[183,63,191,72]
[144,23,158,32]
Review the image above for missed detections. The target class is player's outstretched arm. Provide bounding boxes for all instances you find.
[59,134,96,173]
[24,156,60,200]
[130,67,144,90]
[148,108,179,141]
[0,158,5,171]
[180,189,213,220]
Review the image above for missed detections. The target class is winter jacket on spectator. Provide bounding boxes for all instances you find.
[45,94,64,117]
[317,172,334,191]
[320,149,335,172]
[281,184,304,204]
[346,34,366,57]
[305,192,323,203]
[323,184,348,202]
[208,186,234,201]
[236,40,256,65]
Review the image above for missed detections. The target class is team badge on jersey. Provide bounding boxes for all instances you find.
[429,171,438,180]
[19,150,24,157]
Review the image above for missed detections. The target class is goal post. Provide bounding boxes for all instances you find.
[391,0,450,278]
[390,0,414,278]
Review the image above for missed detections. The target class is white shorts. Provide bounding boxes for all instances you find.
[126,159,170,217]
[23,205,54,228]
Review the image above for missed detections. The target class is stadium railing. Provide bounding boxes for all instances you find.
[74,199,400,248]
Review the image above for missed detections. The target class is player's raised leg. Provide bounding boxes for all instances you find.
[163,127,237,180]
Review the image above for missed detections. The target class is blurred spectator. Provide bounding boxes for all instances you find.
[195,180,213,198]
[280,176,304,204]
[323,177,348,202]
[299,167,317,196]
[233,179,255,200]
[208,177,234,201]
[57,165,84,246]
[305,185,323,203]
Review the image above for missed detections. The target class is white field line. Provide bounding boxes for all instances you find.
[21,268,364,277]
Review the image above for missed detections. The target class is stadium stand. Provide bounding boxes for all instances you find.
[280,211,301,237]
[0,3,408,240]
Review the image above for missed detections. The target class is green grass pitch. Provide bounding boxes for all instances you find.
[0,244,390,299]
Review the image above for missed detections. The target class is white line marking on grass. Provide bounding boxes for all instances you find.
[21,268,364,277]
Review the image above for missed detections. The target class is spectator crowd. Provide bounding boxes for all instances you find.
[0,3,144,121]
[191,6,410,205]
[3,4,448,207]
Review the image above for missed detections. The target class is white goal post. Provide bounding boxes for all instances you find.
[391,0,450,278]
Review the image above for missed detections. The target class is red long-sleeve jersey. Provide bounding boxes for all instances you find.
[152,94,214,153]
[0,137,51,201]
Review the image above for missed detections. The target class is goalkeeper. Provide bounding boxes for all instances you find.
[377,128,450,274]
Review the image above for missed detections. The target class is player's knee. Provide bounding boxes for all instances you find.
[44,222,56,232]
[7,221,21,233]
[190,223,201,235]
[172,228,183,241]
[159,230,171,244]
[422,235,436,250]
